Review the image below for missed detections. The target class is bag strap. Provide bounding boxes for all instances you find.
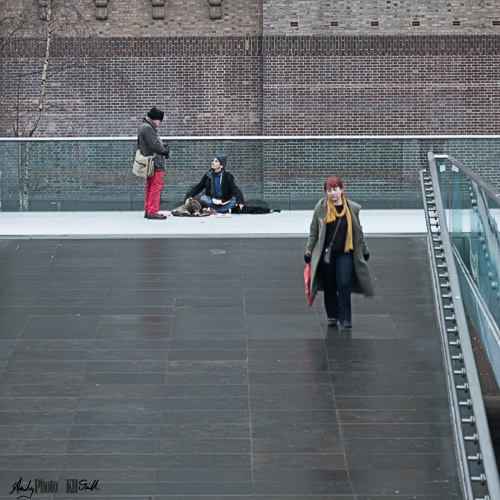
[328,219,341,249]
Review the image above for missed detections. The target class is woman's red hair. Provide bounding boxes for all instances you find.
[324,176,344,191]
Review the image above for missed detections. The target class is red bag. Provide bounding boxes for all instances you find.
[304,263,314,307]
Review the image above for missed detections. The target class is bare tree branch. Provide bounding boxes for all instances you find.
[28,0,53,137]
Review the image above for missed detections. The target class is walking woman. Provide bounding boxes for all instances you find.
[304,176,374,328]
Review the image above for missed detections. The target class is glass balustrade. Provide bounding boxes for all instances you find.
[434,154,500,384]
[2,136,500,212]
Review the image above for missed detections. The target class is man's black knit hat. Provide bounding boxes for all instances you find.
[147,107,164,121]
[215,154,227,167]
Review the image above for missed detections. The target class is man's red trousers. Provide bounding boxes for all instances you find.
[144,170,163,215]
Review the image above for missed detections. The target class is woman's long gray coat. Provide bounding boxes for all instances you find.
[306,197,374,300]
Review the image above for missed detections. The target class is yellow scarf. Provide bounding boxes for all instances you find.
[322,194,353,253]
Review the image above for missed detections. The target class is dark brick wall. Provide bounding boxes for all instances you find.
[0,139,263,211]
[262,36,500,135]
[1,36,499,137]
[1,35,500,210]
[2,138,500,211]
[4,0,500,37]
[0,37,263,137]
[0,0,264,38]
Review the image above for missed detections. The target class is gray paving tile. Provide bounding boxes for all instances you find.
[0,372,85,385]
[0,397,79,412]
[79,384,164,398]
[169,329,247,340]
[253,480,353,495]
[159,438,251,454]
[248,372,331,384]
[85,361,167,372]
[167,349,247,361]
[61,469,157,481]
[160,423,250,439]
[69,424,160,440]
[246,314,321,332]
[172,314,245,331]
[162,410,249,425]
[0,424,72,439]
[154,481,254,495]
[247,329,324,340]
[0,237,461,499]
[163,396,249,411]
[252,437,344,453]
[249,385,335,410]
[4,361,87,373]
[83,372,165,385]
[62,454,158,470]
[169,339,246,350]
[77,398,165,412]
[165,372,248,385]
[155,469,252,481]
[0,411,75,425]
[20,315,100,339]
[157,453,251,470]
[173,305,244,316]
[335,396,422,410]
[8,349,89,361]
[0,454,65,470]
[65,438,159,454]
[166,360,247,373]
[99,315,171,325]
[72,410,162,425]
[91,339,168,350]
[0,384,81,398]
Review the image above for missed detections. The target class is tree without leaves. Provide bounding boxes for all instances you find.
[0,0,97,137]
[0,0,98,209]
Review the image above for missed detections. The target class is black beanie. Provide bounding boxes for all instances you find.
[147,107,164,121]
[215,155,227,168]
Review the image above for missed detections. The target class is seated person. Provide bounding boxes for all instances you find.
[184,155,245,213]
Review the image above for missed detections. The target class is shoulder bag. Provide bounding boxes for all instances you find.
[322,219,341,265]
[132,138,156,178]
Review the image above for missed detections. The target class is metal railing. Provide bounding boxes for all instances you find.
[422,152,500,500]
[434,154,500,385]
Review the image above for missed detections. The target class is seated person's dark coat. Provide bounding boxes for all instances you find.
[185,168,244,205]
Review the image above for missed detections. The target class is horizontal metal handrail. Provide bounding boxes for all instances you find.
[434,153,500,207]
[2,135,500,142]
[426,151,500,499]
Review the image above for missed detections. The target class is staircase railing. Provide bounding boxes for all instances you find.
[421,152,500,500]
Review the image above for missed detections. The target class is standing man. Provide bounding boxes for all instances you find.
[184,155,245,213]
[139,107,170,220]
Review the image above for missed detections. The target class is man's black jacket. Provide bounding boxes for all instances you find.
[185,168,244,204]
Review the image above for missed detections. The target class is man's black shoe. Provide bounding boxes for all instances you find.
[327,318,338,327]
[340,321,352,329]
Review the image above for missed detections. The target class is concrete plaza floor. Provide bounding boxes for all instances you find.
[0,210,463,499]
[0,210,426,238]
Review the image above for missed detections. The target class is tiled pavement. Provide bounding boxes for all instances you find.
[0,236,462,499]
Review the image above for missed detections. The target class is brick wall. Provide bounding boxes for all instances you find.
[1,0,500,210]
[263,0,500,35]
[0,37,263,137]
[0,0,263,37]
[1,35,500,137]
[2,138,500,211]
[0,139,264,211]
[4,0,499,37]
